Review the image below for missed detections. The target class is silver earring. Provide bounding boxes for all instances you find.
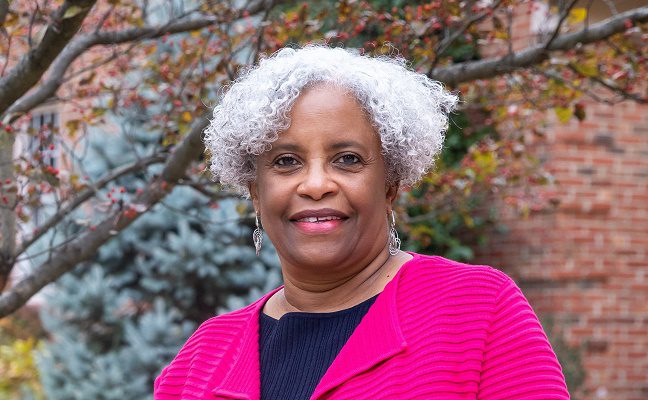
[253,214,263,256]
[388,210,401,256]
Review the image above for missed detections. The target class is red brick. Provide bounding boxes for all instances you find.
[475,99,648,398]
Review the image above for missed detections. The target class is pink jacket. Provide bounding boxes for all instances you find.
[155,252,570,399]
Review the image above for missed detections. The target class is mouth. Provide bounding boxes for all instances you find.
[288,209,349,234]
[293,216,344,223]
[288,208,349,222]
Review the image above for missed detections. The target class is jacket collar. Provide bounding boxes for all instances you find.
[211,254,413,400]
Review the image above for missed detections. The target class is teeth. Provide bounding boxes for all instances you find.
[297,216,342,222]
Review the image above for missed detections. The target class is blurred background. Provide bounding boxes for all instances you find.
[0,0,646,399]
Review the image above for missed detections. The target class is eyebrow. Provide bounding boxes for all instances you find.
[270,143,302,152]
[330,140,367,151]
[270,140,368,152]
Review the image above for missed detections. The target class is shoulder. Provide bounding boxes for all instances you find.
[393,252,521,323]
[398,252,512,293]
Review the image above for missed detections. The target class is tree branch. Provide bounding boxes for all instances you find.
[0,116,209,318]
[0,0,9,28]
[0,0,97,114]
[432,0,505,66]
[567,63,648,104]
[543,0,579,50]
[4,0,285,120]
[14,153,167,258]
[430,6,648,87]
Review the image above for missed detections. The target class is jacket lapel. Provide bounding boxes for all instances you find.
[211,260,408,400]
[211,286,283,400]
[310,270,408,399]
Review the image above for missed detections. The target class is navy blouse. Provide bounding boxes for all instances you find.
[259,293,380,400]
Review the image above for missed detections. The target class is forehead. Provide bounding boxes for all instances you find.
[271,84,381,151]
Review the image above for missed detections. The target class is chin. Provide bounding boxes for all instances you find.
[284,245,351,268]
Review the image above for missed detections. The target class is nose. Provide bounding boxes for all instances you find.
[296,161,338,201]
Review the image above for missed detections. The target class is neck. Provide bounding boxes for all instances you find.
[277,247,410,314]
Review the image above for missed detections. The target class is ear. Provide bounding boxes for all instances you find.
[385,180,400,211]
[248,181,260,214]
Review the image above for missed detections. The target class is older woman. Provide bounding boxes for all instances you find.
[154,46,569,399]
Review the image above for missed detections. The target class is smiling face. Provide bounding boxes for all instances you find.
[249,84,398,278]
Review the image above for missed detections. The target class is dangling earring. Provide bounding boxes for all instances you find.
[253,213,263,256]
[388,210,401,256]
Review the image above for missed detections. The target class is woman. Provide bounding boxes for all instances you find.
[154,46,569,399]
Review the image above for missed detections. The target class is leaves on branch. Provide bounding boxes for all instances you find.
[0,1,646,317]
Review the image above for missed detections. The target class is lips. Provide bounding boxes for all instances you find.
[295,216,343,223]
[289,208,349,234]
[289,208,349,221]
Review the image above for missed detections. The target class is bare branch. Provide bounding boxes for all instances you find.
[177,177,235,201]
[14,153,167,257]
[4,0,286,120]
[535,67,617,105]
[567,63,648,104]
[430,6,648,87]
[601,0,618,15]
[0,0,97,114]
[429,0,506,71]
[0,0,8,28]
[0,116,209,318]
[543,0,579,50]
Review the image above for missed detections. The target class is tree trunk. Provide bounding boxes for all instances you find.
[0,131,16,293]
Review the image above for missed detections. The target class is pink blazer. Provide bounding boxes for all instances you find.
[155,252,570,399]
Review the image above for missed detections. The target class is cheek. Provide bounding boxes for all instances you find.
[256,178,290,216]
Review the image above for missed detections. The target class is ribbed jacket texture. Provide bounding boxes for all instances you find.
[154,252,570,399]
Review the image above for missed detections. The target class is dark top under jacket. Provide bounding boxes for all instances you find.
[258,293,380,400]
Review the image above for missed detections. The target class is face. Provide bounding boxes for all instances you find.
[249,84,398,278]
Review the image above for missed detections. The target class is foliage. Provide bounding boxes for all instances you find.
[0,1,643,397]
[398,106,557,259]
[36,110,281,399]
[0,0,645,324]
[0,309,45,400]
[541,317,586,398]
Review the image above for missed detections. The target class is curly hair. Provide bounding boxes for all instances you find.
[204,45,458,194]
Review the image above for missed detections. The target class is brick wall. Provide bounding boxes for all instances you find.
[474,99,648,399]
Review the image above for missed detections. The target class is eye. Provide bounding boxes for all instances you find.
[274,155,300,167]
[336,154,361,165]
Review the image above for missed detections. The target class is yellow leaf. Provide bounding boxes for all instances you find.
[555,106,573,123]
[568,8,587,24]
[235,202,248,215]
[572,61,598,77]
[63,5,85,19]
[3,12,18,28]
[65,119,81,138]
[181,111,192,122]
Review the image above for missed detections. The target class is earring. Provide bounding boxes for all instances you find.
[388,210,401,256]
[253,213,263,256]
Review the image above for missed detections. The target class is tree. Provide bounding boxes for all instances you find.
[0,0,646,318]
[35,109,280,399]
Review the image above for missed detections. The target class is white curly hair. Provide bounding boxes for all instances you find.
[203,45,458,195]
